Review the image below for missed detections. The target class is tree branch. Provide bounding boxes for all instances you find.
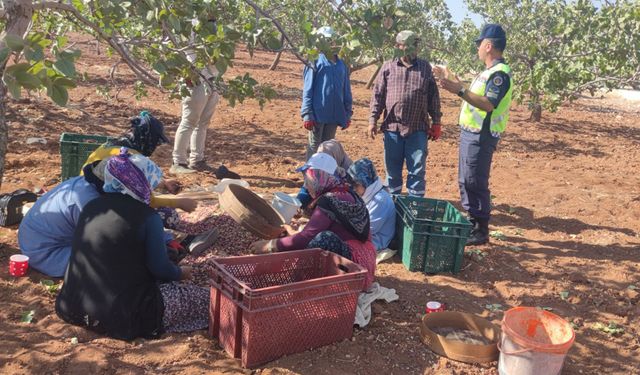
[242,0,310,68]
[33,1,158,86]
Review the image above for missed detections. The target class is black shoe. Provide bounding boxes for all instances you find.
[189,160,216,172]
[466,217,489,246]
[215,165,241,180]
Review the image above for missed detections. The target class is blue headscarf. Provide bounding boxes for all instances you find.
[347,158,378,188]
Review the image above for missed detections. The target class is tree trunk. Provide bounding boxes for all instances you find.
[0,0,35,190]
[365,63,382,90]
[529,104,542,122]
[269,50,282,71]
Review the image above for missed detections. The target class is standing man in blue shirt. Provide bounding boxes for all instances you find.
[435,24,513,246]
[300,26,353,160]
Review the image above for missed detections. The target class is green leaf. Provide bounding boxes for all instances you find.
[265,36,282,50]
[14,71,41,90]
[47,84,69,106]
[54,77,76,88]
[485,303,503,312]
[559,291,570,300]
[628,285,637,290]
[507,246,523,252]
[4,77,22,99]
[20,310,35,323]
[4,35,25,51]
[53,58,76,77]
[0,48,10,64]
[489,230,506,241]
[5,63,31,75]
[24,46,45,61]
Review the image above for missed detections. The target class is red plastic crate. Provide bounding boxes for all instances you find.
[209,249,366,368]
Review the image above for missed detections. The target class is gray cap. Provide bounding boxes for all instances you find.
[396,30,420,45]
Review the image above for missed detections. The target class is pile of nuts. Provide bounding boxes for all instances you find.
[178,204,260,287]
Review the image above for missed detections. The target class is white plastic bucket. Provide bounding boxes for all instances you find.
[498,307,575,375]
[271,192,301,223]
[208,178,249,193]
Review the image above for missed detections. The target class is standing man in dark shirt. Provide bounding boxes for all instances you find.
[435,24,513,246]
[368,30,442,197]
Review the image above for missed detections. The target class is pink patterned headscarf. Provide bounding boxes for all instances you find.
[103,147,162,204]
[303,168,344,199]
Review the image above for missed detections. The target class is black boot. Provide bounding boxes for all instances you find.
[466,218,489,246]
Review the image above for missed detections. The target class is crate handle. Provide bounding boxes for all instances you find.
[338,264,349,273]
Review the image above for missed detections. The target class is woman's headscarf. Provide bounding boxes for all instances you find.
[317,140,352,177]
[103,147,163,204]
[107,111,169,156]
[347,158,385,204]
[304,165,370,242]
[303,168,344,199]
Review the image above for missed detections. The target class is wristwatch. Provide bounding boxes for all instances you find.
[457,87,466,98]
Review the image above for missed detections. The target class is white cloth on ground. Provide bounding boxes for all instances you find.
[354,282,399,327]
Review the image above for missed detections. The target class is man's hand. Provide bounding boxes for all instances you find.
[428,124,442,141]
[368,123,378,140]
[437,75,464,95]
[343,120,351,130]
[303,120,316,131]
[177,198,198,212]
[164,179,182,195]
[180,266,193,280]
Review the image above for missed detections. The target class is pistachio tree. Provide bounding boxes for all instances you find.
[0,0,277,188]
[465,0,640,121]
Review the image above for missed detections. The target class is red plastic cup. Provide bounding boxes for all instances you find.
[9,254,29,277]
[425,301,445,313]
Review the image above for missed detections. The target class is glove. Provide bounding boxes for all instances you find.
[343,120,351,130]
[167,240,186,253]
[303,120,316,131]
[428,124,442,141]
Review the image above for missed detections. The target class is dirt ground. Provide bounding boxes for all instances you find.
[0,35,639,375]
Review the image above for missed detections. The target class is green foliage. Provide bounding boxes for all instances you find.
[463,0,640,118]
[592,322,624,336]
[20,310,35,323]
[1,32,79,106]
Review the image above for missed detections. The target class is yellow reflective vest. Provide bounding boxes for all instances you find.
[459,62,512,135]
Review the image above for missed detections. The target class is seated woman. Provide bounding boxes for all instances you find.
[251,153,376,290]
[18,160,107,277]
[56,148,209,340]
[347,159,396,260]
[297,139,352,211]
[83,111,196,215]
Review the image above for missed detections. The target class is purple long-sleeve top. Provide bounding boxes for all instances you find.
[276,191,357,251]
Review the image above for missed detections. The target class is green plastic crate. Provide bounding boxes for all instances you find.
[394,196,472,274]
[59,133,113,180]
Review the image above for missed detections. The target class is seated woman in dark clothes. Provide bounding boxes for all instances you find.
[250,153,376,290]
[55,148,209,340]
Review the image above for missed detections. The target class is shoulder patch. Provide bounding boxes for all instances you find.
[492,76,504,86]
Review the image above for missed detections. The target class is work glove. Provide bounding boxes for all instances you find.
[428,124,442,141]
[303,120,316,131]
[167,240,186,253]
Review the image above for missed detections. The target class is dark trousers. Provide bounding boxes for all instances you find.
[458,128,499,220]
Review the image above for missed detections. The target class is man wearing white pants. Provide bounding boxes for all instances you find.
[171,19,220,174]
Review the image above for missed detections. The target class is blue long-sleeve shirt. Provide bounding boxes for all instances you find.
[301,54,353,126]
[18,176,174,278]
[19,176,101,277]
[141,213,182,281]
[367,189,396,251]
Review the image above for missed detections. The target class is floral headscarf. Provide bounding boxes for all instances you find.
[103,147,163,204]
[303,168,344,199]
